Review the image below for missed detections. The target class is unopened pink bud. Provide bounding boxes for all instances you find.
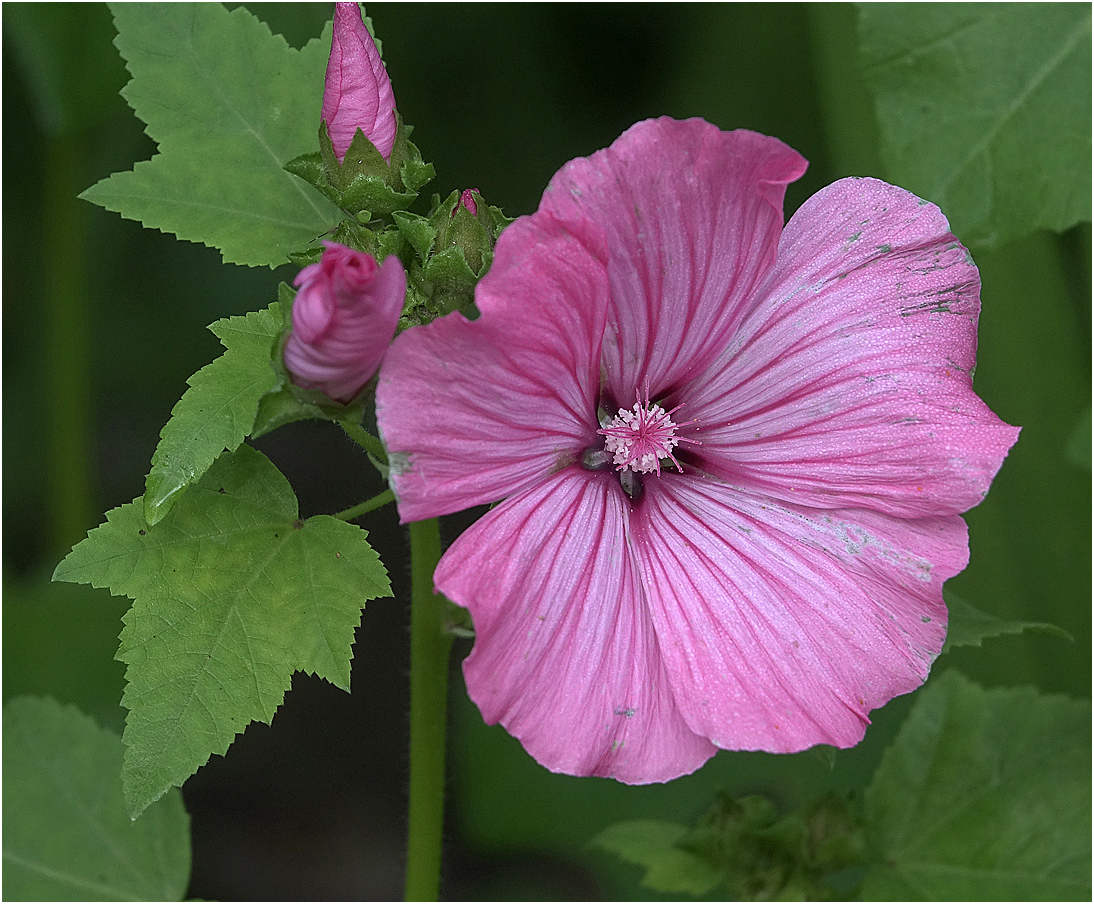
[454,189,479,217]
[322,2,397,162]
[283,242,405,403]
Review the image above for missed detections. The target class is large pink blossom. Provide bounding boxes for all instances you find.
[284,242,404,404]
[322,2,397,162]
[375,118,1020,783]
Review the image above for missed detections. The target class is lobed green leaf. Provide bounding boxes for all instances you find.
[859,3,1092,248]
[54,445,391,818]
[2,697,190,901]
[143,303,283,526]
[864,670,1091,900]
[80,3,341,266]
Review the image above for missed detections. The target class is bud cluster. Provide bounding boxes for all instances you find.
[271,3,510,416]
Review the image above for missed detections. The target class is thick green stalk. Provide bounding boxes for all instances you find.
[405,517,452,901]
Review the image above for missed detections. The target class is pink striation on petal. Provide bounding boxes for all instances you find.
[634,478,964,752]
[322,2,397,162]
[541,117,807,402]
[440,468,717,782]
[283,243,404,403]
[684,177,1020,518]
[377,214,611,522]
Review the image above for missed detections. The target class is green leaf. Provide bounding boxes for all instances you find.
[54,445,391,817]
[80,3,342,267]
[2,696,190,901]
[143,303,283,526]
[591,820,722,897]
[864,670,1091,900]
[941,592,1071,653]
[859,3,1092,248]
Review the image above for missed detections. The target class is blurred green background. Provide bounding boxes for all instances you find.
[3,3,1089,899]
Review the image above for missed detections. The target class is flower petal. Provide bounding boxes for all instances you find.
[634,477,964,752]
[441,468,716,783]
[377,213,611,522]
[684,177,1020,518]
[541,117,807,403]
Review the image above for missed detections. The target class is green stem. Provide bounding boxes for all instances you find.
[405,518,452,901]
[341,419,388,463]
[332,489,395,522]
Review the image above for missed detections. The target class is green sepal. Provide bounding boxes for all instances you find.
[340,172,417,218]
[282,149,327,194]
[287,245,324,268]
[315,114,434,217]
[393,210,438,262]
[429,188,511,269]
[420,246,481,313]
[396,279,432,331]
[398,131,436,194]
[329,217,380,255]
[416,188,512,313]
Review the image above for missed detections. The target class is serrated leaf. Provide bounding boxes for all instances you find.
[591,820,722,896]
[864,671,1091,900]
[859,3,1092,248]
[941,592,1070,653]
[54,445,391,817]
[80,4,341,267]
[2,697,190,901]
[144,303,283,526]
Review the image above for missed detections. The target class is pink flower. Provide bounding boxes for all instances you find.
[284,242,405,404]
[322,2,397,162]
[376,118,1020,783]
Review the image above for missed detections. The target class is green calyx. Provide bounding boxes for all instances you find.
[284,113,435,219]
[400,189,513,325]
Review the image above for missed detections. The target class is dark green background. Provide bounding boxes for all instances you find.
[4,3,1089,900]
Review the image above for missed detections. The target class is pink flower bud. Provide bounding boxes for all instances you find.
[284,242,405,404]
[454,189,480,217]
[322,2,397,162]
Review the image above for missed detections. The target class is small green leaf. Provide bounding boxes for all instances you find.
[859,3,1092,248]
[143,303,283,526]
[942,592,1070,653]
[54,445,391,817]
[591,820,722,896]
[864,670,1091,900]
[81,4,341,266]
[2,697,190,901]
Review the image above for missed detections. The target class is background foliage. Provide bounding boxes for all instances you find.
[3,3,1089,899]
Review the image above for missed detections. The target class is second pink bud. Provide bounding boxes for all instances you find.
[283,242,405,404]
